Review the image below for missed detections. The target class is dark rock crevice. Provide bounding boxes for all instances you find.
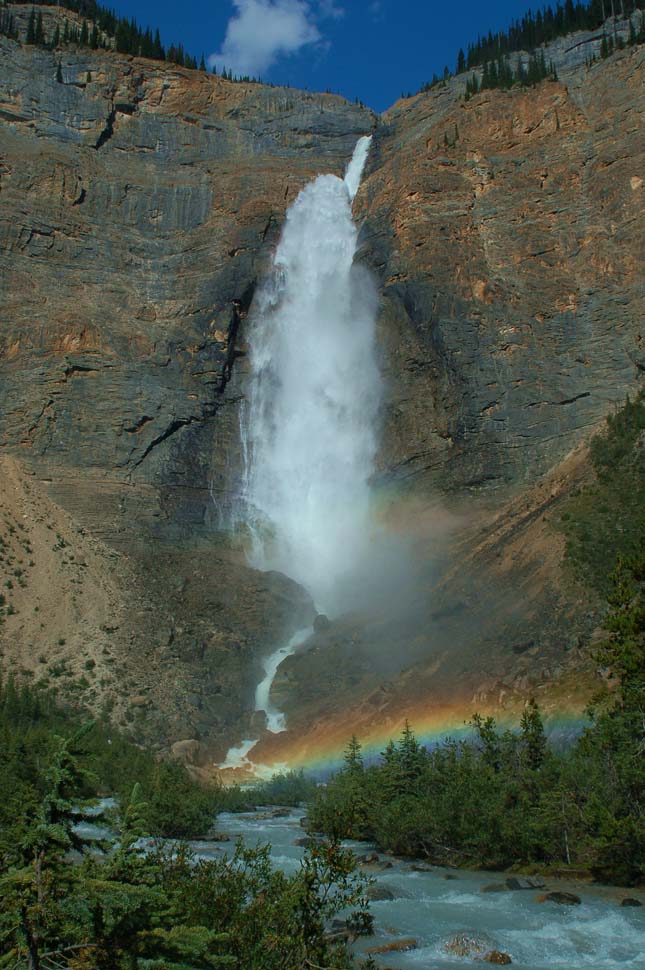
[94,105,117,150]
[218,281,256,392]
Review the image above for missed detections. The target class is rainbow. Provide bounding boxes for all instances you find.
[217,686,591,783]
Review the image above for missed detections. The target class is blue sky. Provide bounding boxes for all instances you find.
[114,0,545,111]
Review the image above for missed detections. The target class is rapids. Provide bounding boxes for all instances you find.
[215,808,645,970]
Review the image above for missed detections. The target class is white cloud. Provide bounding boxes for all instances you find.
[209,0,321,78]
[318,0,344,19]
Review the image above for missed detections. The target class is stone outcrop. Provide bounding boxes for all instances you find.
[0,16,642,757]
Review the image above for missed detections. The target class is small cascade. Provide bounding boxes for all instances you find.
[254,626,313,733]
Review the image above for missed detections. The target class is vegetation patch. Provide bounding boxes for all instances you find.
[558,392,644,595]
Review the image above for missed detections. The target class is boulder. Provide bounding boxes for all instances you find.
[409,862,434,872]
[480,951,512,965]
[293,836,322,848]
[535,891,581,905]
[505,876,545,891]
[366,938,418,955]
[366,884,397,901]
[620,897,642,907]
[357,852,380,864]
[481,883,508,893]
[169,738,201,765]
[313,613,331,633]
[444,934,487,957]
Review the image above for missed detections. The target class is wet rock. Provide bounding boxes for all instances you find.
[480,951,512,965]
[505,876,546,891]
[409,862,434,872]
[366,884,397,901]
[369,861,394,871]
[357,852,380,864]
[444,934,487,957]
[443,873,459,880]
[366,938,418,955]
[208,833,230,842]
[293,836,322,848]
[481,883,508,894]
[535,891,581,905]
[253,808,291,820]
[620,897,642,907]
[313,613,331,632]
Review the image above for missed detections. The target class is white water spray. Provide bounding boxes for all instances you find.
[240,134,380,614]
[219,136,379,769]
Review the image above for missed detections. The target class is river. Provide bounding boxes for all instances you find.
[214,808,645,970]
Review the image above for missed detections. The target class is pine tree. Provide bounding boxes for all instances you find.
[35,10,44,45]
[343,735,364,775]
[154,27,164,59]
[56,61,63,83]
[456,47,466,73]
[52,24,60,48]
[199,53,206,71]
[520,698,547,770]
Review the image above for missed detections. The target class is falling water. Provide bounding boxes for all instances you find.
[240,134,380,614]
[219,136,378,768]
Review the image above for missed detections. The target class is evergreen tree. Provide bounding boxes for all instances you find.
[343,735,364,775]
[56,61,63,83]
[520,698,547,770]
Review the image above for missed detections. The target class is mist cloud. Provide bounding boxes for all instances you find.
[208,0,322,77]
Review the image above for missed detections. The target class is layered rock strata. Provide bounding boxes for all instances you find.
[0,20,642,758]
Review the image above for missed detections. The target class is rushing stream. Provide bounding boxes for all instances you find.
[214,808,645,970]
[75,805,645,968]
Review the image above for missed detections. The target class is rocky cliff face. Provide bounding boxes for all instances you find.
[359,41,643,494]
[0,17,642,763]
[0,27,373,756]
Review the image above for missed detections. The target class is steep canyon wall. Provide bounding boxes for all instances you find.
[0,16,642,760]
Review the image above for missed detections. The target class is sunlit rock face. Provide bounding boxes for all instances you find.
[0,19,642,762]
[0,29,372,756]
[357,44,642,496]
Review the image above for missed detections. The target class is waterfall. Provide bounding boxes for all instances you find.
[219,136,378,768]
[240,134,380,615]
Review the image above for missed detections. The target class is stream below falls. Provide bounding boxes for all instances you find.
[214,808,645,970]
